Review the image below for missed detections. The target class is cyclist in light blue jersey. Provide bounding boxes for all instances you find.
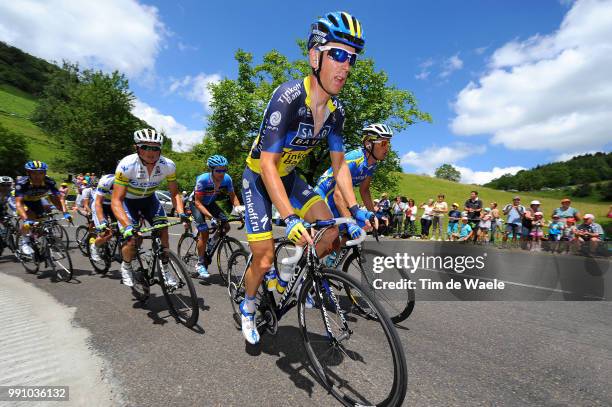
[191,155,242,279]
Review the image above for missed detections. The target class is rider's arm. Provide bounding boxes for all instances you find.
[229,191,241,208]
[167,180,185,215]
[15,196,28,220]
[82,196,91,214]
[330,151,359,209]
[260,151,295,219]
[332,188,351,217]
[359,176,375,212]
[194,198,214,219]
[111,183,131,228]
[94,194,106,224]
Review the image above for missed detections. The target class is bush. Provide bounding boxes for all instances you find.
[0,123,28,177]
[572,183,592,197]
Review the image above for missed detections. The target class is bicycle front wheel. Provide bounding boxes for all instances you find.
[177,232,198,272]
[48,236,73,282]
[160,251,199,328]
[74,225,90,256]
[216,236,244,285]
[88,241,111,274]
[343,249,415,323]
[298,268,407,407]
[226,249,250,329]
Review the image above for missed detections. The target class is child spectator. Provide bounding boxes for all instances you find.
[548,214,564,242]
[457,216,473,242]
[490,202,501,243]
[562,218,577,241]
[530,211,546,250]
[477,207,492,243]
[447,203,461,241]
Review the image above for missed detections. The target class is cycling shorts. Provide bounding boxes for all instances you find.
[190,201,227,232]
[241,166,322,242]
[118,194,167,229]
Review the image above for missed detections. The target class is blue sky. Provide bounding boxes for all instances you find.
[1,0,611,183]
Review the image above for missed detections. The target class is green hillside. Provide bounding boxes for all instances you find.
[1,72,610,228]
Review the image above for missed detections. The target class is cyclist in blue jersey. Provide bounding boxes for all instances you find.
[191,155,242,279]
[14,161,71,255]
[239,11,373,345]
[315,123,392,246]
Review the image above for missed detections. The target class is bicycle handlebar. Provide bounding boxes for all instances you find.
[281,217,366,266]
[139,220,182,234]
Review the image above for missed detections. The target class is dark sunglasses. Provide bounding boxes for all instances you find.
[318,46,358,66]
[138,144,161,152]
[213,168,227,173]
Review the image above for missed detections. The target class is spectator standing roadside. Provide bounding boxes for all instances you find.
[489,202,500,243]
[431,194,448,241]
[477,207,492,243]
[403,198,418,238]
[552,198,581,225]
[379,193,391,219]
[502,196,524,245]
[447,203,461,240]
[522,200,541,243]
[420,198,434,239]
[464,191,483,242]
[391,195,406,238]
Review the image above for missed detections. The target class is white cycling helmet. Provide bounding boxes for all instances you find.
[0,176,13,185]
[362,123,393,141]
[133,128,163,145]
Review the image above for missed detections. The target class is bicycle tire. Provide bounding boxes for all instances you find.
[342,249,415,323]
[226,249,250,330]
[17,236,40,274]
[160,251,199,328]
[177,233,198,272]
[273,239,297,271]
[75,225,90,256]
[48,236,73,282]
[51,222,70,249]
[131,250,151,302]
[216,236,244,285]
[298,267,407,407]
[87,241,111,274]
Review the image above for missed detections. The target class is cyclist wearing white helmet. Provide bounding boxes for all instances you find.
[111,128,189,287]
[239,11,372,345]
[190,155,242,279]
[315,123,392,255]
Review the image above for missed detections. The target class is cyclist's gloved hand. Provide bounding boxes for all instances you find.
[179,212,190,224]
[285,214,307,244]
[95,221,108,232]
[121,224,136,239]
[63,212,72,221]
[347,223,363,240]
[349,205,374,228]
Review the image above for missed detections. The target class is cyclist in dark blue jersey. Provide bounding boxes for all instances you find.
[239,11,374,345]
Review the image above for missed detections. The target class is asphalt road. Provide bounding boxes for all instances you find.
[1,219,611,406]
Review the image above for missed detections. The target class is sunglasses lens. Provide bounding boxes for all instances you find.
[139,145,161,151]
[328,48,357,66]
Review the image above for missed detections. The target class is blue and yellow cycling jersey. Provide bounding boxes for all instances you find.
[194,172,234,205]
[245,76,346,177]
[14,176,60,202]
[114,153,176,199]
[314,148,377,199]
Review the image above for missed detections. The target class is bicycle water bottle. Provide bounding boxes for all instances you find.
[263,266,277,292]
[276,263,294,294]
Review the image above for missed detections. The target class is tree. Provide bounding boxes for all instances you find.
[434,164,461,182]
[205,44,431,193]
[33,63,148,174]
[0,123,28,177]
[572,183,592,197]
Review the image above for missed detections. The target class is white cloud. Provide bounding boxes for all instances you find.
[554,150,599,162]
[451,0,612,153]
[415,58,434,80]
[169,73,221,112]
[440,54,463,78]
[132,99,204,151]
[400,143,524,184]
[454,165,526,185]
[0,0,166,77]
[474,46,488,55]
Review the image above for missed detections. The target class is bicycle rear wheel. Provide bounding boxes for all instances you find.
[160,251,199,328]
[48,236,73,282]
[298,268,407,407]
[343,249,415,323]
[132,251,151,302]
[17,236,40,274]
[88,241,111,274]
[216,236,244,284]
